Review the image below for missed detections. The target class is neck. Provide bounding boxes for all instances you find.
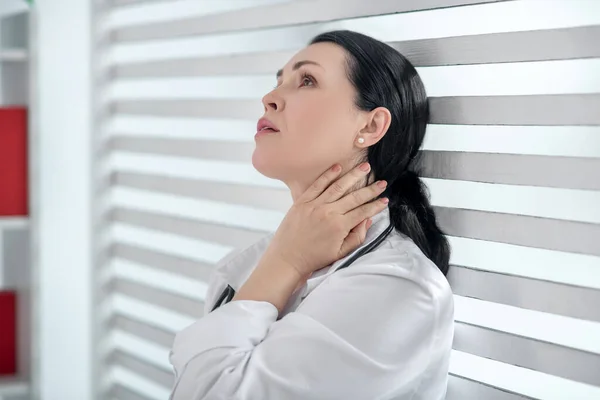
[287,176,318,203]
[286,165,374,204]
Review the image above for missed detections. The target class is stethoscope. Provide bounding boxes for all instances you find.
[211,223,395,312]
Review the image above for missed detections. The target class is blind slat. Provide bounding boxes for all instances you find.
[109,136,600,191]
[113,172,291,212]
[110,222,235,263]
[112,26,600,77]
[108,367,170,400]
[110,187,282,232]
[436,207,600,256]
[109,330,172,371]
[454,323,600,387]
[111,94,600,125]
[449,266,600,322]
[108,135,254,163]
[454,296,600,355]
[107,351,173,390]
[107,152,283,189]
[112,243,215,282]
[447,376,530,400]
[110,279,204,318]
[112,207,265,248]
[448,236,600,291]
[421,151,600,191]
[112,99,261,119]
[449,350,600,399]
[112,257,207,301]
[109,315,175,349]
[111,0,506,41]
[112,294,194,333]
[108,384,152,400]
[431,94,600,125]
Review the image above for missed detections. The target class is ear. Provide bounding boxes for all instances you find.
[356,107,391,147]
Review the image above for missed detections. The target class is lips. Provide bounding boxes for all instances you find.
[257,117,280,133]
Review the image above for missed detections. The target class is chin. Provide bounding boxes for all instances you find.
[252,149,282,180]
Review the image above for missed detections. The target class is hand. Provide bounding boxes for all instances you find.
[263,162,389,279]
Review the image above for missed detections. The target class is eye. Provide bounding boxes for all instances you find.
[300,73,315,87]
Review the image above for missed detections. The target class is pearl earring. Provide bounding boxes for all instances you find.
[357,137,365,144]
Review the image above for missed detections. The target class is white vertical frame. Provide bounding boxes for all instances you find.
[30,0,96,399]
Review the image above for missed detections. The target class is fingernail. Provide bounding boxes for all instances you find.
[380,197,389,204]
[367,219,373,229]
[359,162,370,172]
[377,180,387,189]
[331,164,342,172]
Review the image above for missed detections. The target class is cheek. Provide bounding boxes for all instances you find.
[287,95,353,150]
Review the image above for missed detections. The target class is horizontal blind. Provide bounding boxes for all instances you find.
[98,0,600,399]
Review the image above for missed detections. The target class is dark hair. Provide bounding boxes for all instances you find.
[310,30,450,276]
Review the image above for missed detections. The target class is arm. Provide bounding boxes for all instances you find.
[232,253,308,314]
[170,251,440,400]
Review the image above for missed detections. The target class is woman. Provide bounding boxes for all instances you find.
[170,30,454,400]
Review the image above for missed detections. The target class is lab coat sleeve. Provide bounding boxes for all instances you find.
[170,249,441,400]
[201,247,245,317]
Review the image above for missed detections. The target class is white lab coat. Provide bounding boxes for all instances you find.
[169,207,455,400]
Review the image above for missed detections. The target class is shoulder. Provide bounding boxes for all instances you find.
[336,230,452,306]
[325,230,454,340]
[296,232,453,368]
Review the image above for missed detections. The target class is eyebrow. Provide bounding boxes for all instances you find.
[276,60,322,79]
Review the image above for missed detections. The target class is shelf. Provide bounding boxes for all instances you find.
[0,377,29,396]
[0,217,28,229]
[0,1,29,19]
[0,49,27,62]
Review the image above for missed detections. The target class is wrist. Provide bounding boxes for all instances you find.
[263,246,312,280]
[233,254,306,314]
[266,254,309,282]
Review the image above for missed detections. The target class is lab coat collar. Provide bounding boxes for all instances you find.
[310,206,392,279]
[363,206,391,245]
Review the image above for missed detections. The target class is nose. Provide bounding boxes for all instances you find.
[262,88,283,112]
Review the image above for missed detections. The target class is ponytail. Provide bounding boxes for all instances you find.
[385,170,450,275]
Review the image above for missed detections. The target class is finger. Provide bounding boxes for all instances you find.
[335,179,387,214]
[318,162,372,204]
[298,164,343,203]
[339,218,370,258]
[345,197,389,230]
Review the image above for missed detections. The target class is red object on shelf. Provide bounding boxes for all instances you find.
[0,107,28,217]
[0,291,17,375]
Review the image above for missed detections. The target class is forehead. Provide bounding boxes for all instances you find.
[283,42,348,74]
